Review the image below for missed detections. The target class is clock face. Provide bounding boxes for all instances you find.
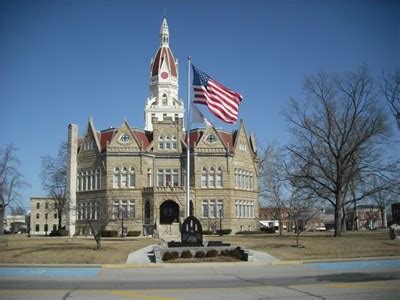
[161,72,169,79]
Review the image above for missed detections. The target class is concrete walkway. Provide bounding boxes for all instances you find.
[126,244,279,264]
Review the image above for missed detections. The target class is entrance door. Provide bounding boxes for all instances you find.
[160,200,179,224]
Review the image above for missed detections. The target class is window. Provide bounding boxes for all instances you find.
[205,134,217,143]
[77,203,82,220]
[209,200,216,218]
[53,224,57,232]
[36,202,40,209]
[120,201,128,219]
[202,201,209,218]
[147,169,152,187]
[45,203,49,209]
[235,200,255,218]
[45,212,48,220]
[172,136,177,149]
[129,168,135,187]
[113,167,135,189]
[121,167,128,188]
[172,169,179,187]
[165,136,171,149]
[35,224,39,232]
[36,213,39,219]
[54,213,57,219]
[113,167,120,188]
[216,168,223,187]
[202,200,223,218]
[129,201,135,219]
[201,168,208,187]
[165,169,171,186]
[157,169,179,187]
[162,94,167,106]
[113,201,119,219]
[209,168,215,187]
[234,169,253,190]
[159,136,165,149]
[217,200,224,218]
[157,170,164,187]
[119,133,131,144]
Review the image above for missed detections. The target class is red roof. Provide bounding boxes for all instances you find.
[132,129,150,149]
[99,130,115,152]
[184,129,235,152]
[95,127,237,153]
[151,47,177,77]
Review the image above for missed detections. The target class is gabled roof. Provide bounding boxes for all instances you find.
[90,125,241,153]
[184,128,235,152]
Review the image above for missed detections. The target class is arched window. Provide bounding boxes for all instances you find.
[165,136,171,149]
[129,168,135,187]
[158,136,165,149]
[96,169,100,189]
[209,167,215,187]
[113,167,120,188]
[162,93,168,106]
[121,167,128,188]
[216,167,223,187]
[249,172,253,190]
[201,167,208,187]
[83,171,87,191]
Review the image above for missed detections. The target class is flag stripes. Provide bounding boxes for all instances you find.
[192,65,243,124]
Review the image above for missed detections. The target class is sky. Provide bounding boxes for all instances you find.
[1,0,399,212]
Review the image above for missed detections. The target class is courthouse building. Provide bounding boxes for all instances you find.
[66,18,259,236]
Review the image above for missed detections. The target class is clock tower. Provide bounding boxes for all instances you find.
[144,18,184,131]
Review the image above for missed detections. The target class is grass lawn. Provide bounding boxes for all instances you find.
[215,230,400,261]
[0,230,398,264]
[0,235,161,264]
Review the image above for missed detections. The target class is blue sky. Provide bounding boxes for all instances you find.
[1,0,399,211]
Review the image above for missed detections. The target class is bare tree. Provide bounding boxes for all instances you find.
[381,68,400,128]
[259,143,287,235]
[40,142,68,231]
[9,206,26,216]
[284,66,397,237]
[290,192,320,247]
[0,144,28,235]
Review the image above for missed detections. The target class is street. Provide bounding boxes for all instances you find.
[0,259,400,299]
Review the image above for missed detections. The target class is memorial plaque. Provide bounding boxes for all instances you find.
[181,216,203,246]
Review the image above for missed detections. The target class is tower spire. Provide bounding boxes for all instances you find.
[160,18,169,47]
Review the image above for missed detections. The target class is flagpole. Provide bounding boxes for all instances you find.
[186,56,191,218]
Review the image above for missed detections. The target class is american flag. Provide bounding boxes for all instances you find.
[192,65,243,124]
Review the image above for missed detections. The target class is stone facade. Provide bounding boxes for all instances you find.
[67,18,259,236]
[30,197,65,235]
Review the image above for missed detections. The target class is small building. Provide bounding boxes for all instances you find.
[346,205,386,230]
[5,215,26,233]
[30,197,65,235]
[259,207,289,231]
